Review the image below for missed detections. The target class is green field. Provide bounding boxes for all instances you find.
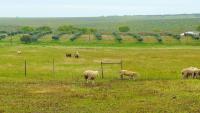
[1,14,200,33]
[0,14,200,113]
[1,44,200,113]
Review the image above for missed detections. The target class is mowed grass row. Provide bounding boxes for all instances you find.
[1,46,200,112]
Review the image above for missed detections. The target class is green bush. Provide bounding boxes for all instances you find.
[154,34,163,43]
[94,32,102,40]
[173,35,181,40]
[70,32,82,41]
[129,33,143,42]
[52,35,60,40]
[112,32,122,42]
[119,26,130,32]
[20,34,32,44]
[0,34,7,40]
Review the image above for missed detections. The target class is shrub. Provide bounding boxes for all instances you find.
[52,35,60,40]
[119,26,130,32]
[20,26,34,34]
[137,37,143,42]
[173,35,181,40]
[57,25,77,34]
[192,35,200,40]
[20,34,32,44]
[36,26,52,32]
[0,31,7,34]
[197,26,200,31]
[154,34,163,43]
[129,33,143,42]
[0,34,7,40]
[70,32,82,41]
[31,35,38,42]
[112,32,122,42]
[94,32,102,40]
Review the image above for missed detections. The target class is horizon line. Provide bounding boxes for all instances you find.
[0,13,200,18]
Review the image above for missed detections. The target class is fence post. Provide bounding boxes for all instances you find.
[53,58,55,76]
[24,60,27,77]
[101,61,104,79]
[120,60,123,70]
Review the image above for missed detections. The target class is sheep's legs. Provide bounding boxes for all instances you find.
[86,79,89,84]
[120,75,124,80]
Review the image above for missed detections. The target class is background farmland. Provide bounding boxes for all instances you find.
[1,14,200,33]
[0,14,200,113]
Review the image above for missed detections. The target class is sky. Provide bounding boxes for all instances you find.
[0,0,200,17]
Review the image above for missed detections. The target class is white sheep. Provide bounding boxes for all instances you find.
[83,70,99,84]
[120,70,139,80]
[74,51,79,58]
[17,51,22,54]
[181,67,199,79]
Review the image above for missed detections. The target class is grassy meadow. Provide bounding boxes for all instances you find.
[1,44,200,112]
[0,14,200,113]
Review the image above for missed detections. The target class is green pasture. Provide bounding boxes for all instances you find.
[0,45,200,112]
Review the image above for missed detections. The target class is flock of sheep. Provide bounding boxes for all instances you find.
[83,70,139,84]
[16,50,200,84]
[84,67,200,84]
[66,51,80,58]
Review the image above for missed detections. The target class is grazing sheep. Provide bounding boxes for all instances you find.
[17,51,22,54]
[193,69,200,79]
[181,67,198,79]
[66,53,72,58]
[120,70,139,80]
[83,70,99,84]
[74,51,79,58]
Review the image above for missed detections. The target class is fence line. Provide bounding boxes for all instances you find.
[100,59,123,78]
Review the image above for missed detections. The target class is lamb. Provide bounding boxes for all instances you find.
[181,67,199,79]
[120,70,139,80]
[83,70,99,84]
[74,51,79,58]
[17,51,22,54]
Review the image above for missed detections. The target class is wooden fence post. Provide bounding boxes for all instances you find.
[101,61,104,79]
[25,60,27,77]
[120,60,123,70]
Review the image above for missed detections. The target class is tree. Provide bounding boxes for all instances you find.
[36,26,52,32]
[20,34,32,44]
[80,28,97,41]
[20,26,34,33]
[197,26,200,31]
[57,25,75,34]
[88,28,97,41]
[52,35,60,40]
[119,26,130,33]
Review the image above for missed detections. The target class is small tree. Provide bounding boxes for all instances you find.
[52,35,60,40]
[113,32,122,43]
[20,34,32,44]
[57,25,75,34]
[36,26,52,32]
[154,34,163,43]
[20,26,34,34]
[119,26,130,33]
[197,26,200,31]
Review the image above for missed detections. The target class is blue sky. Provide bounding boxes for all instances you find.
[0,0,200,17]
